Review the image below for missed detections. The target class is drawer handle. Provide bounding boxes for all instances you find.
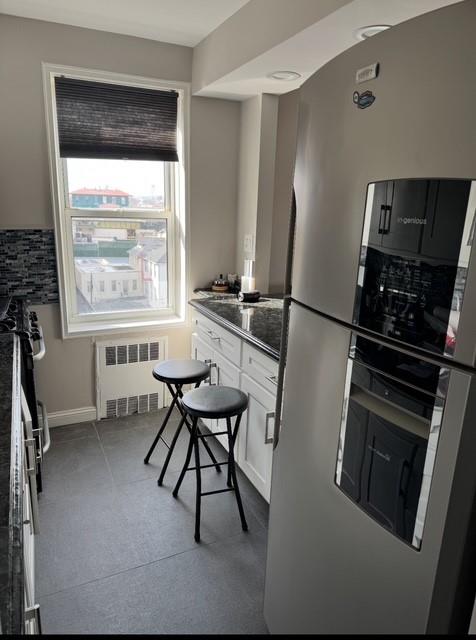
[266,375,278,386]
[207,329,221,341]
[205,361,218,385]
[265,411,275,445]
[25,438,38,475]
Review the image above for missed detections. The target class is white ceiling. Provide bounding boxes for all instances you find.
[0,0,250,46]
[0,0,464,98]
[197,0,463,99]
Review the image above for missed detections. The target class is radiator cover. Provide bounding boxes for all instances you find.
[95,336,168,419]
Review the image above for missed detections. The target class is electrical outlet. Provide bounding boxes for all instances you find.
[244,234,255,255]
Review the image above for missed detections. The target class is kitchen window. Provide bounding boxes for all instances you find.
[43,64,189,337]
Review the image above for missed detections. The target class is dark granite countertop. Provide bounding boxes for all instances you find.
[189,293,283,361]
[0,334,24,635]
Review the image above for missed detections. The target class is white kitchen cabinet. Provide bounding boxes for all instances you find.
[193,310,242,366]
[191,309,278,503]
[238,373,275,502]
[191,332,216,433]
[23,464,38,635]
[213,350,240,452]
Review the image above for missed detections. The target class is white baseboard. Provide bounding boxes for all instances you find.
[47,406,97,428]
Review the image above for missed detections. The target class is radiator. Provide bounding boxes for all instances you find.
[95,336,168,419]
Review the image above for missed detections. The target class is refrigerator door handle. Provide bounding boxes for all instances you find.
[273,187,297,450]
[378,205,385,234]
[379,205,391,234]
[384,205,392,234]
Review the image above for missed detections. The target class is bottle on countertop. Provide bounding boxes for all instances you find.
[212,274,229,293]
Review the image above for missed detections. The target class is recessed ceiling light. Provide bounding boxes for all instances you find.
[268,70,302,81]
[354,25,391,41]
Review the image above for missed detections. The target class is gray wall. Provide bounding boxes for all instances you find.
[235,95,262,277]
[268,90,299,293]
[235,93,289,293]
[0,14,240,414]
[192,0,351,94]
[254,94,279,294]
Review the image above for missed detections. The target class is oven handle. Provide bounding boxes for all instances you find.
[32,325,46,361]
[37,400,51,454]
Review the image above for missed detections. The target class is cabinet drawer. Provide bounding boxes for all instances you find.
[193,312,242,366]
[242,342,279,395]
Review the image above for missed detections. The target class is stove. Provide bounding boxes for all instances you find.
[0,297,49,492]
[0,297,42,340]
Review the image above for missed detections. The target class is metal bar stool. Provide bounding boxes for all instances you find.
[172,385,248,542]
[144,359,221,484]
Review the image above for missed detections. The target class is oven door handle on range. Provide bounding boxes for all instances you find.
[37,399,51,454]
[32,325,46,361]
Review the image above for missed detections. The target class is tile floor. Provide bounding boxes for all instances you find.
[36,409,269,634]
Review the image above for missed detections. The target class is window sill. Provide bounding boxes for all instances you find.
[63,313,187,339]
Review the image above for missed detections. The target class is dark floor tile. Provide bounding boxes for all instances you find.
[161,465,267,534]
[97,415,225,488]
[115,472,265,567]
[36,487,144,597]
[50,421,97,444]
[38,410,269,634]
[95,407,179,437]
[97,418,192,486]
[238,472,270,530]
[182,430,270,530]
[40,436,113,504]
[39,532,269,635]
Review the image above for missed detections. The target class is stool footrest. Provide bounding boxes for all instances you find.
[160,437,170,450]
[201,488,234,497]
[188,461,228,471]
[197,431,228,438]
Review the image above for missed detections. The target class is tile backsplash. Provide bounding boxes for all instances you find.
[0,229,59,304]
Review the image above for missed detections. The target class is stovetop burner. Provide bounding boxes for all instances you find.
[0,297,39,337]
[0,297,12,323]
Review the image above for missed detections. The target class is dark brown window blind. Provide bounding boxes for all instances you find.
[54,77,179,162]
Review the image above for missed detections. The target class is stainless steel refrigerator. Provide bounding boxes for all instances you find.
[264,3,476,635]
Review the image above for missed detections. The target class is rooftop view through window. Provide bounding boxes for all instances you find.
[67,159,169,315]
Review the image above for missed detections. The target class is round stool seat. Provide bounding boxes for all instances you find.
[182,385,248,420]
[152,359,210,385]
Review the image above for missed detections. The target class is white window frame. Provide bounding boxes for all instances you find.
[42,63,189,338]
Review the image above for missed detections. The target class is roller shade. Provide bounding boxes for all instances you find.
[54,77,179,162]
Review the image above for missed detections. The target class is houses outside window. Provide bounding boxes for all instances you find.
[43,63,188,336]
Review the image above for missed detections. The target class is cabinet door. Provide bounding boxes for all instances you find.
[191,333,216,432]
[381,180,429,253]
[421,179,471,261]
[23,461,39,634]
[238,373,275,502]
[213,351,241,452]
